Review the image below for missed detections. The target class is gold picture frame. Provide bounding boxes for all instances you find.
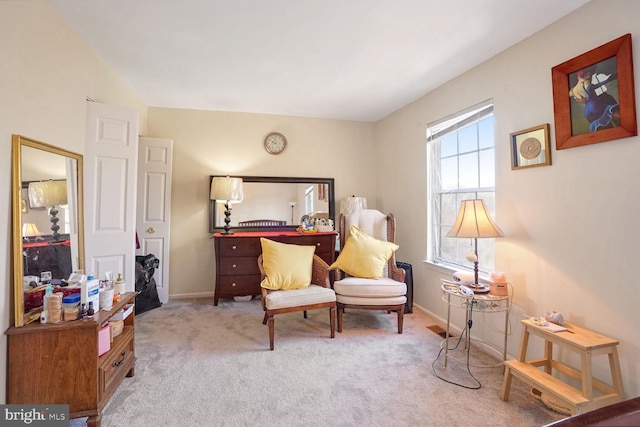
[510,124,551,170]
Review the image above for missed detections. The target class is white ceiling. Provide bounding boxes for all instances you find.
[49,0,590,122]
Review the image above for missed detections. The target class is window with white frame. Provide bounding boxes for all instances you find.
[304,186,314,215]
[427,99,497,272]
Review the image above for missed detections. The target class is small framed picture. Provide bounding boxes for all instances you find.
[510,124,551,170]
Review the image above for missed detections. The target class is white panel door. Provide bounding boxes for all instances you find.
[137,137,173,303]
[84,101,138,289]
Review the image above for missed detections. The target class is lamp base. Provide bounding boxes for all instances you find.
[222,203,233,234]
[468,283,490,293]
[49,206,61,241]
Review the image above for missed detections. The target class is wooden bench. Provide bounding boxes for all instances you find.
[500,319,625,415]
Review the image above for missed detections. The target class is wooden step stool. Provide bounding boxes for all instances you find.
[500,319,625,415]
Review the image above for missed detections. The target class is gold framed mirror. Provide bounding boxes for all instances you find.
[11,135,84,327]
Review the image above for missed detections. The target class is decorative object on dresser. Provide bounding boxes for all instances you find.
[258,238,336,350]
[331,209,407,334]
[212,231,337,306]
[210,176,244,234]
[7,292,138,427]
[446,199,504,291]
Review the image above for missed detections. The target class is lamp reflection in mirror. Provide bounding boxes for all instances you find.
[28,180,68,241]
[22,223,43,242]
[340,196,367,216]
[288,201,296,225]
[210,177,244,234]
[446,199,504,289]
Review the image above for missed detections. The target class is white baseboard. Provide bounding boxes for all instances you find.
[169,291,215,300]
[412,302,509,361]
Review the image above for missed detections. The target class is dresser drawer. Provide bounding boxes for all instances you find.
[99,327,135,400]
[217,275,261,296]
[218,257,260,275]
[217,238,261,256]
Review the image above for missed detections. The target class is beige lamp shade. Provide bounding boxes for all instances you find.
[340,196,367,216]
[28,180,68,208]
[210,177,244,204]
[22,223,42,238]
[447,199,504,238]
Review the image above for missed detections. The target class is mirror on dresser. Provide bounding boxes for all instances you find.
[11,135,84,327]
[208,176,335,233]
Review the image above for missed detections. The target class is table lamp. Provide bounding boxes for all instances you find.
[28,180,68,241]
[22,223,43,242]
[446,199,504,290]
[340,195,367,216]
[210,176,244,234]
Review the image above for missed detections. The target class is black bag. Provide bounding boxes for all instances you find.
[135,254,162,314]
[396,261,413,314]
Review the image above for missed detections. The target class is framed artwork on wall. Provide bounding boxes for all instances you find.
[551,33,637,150]
[510,124,551,170]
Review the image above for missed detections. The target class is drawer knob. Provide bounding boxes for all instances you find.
[316,243,321,246]
[232,245,237,250]
[232,264,237,269]
[231,282,237,287]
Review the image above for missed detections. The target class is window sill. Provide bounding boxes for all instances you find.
[422,259,491,284]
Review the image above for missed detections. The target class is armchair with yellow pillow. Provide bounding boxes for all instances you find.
[258,238,336,350]
[330,209,407,334]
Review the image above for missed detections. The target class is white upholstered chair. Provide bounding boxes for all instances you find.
[331,209,406,333]
[257,238,336,350]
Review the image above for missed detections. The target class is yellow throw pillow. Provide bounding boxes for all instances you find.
[260,238,316,290]
[330,225,399,279]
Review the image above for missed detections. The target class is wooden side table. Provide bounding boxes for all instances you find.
[500,319,625,415]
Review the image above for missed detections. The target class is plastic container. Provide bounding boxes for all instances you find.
[45,293,62,323]
[62,293,81,321]
[62,293,81,309]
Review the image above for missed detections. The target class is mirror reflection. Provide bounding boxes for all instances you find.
[209,176,335,232]
[12,135,84,327]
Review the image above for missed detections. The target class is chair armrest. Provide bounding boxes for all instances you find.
[311,255,331,288]
[388,256,406,283]
[257,254,266,279]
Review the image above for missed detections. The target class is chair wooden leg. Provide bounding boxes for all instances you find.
[262,312,268,325]
[329,306,336,338]
[397,309,404,334]
[337,305,343,333]
[268,316,275,350]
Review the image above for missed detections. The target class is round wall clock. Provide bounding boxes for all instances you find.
[264,132,287,155]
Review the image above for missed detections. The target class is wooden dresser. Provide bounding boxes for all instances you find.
[6,292,137,427]
[213,231,337,305]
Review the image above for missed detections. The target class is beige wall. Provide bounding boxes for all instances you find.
[0,1,147,403]
[376,0,640,396]
[147,107,376,297]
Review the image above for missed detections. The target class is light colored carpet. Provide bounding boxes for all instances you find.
[72,298,566,426]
